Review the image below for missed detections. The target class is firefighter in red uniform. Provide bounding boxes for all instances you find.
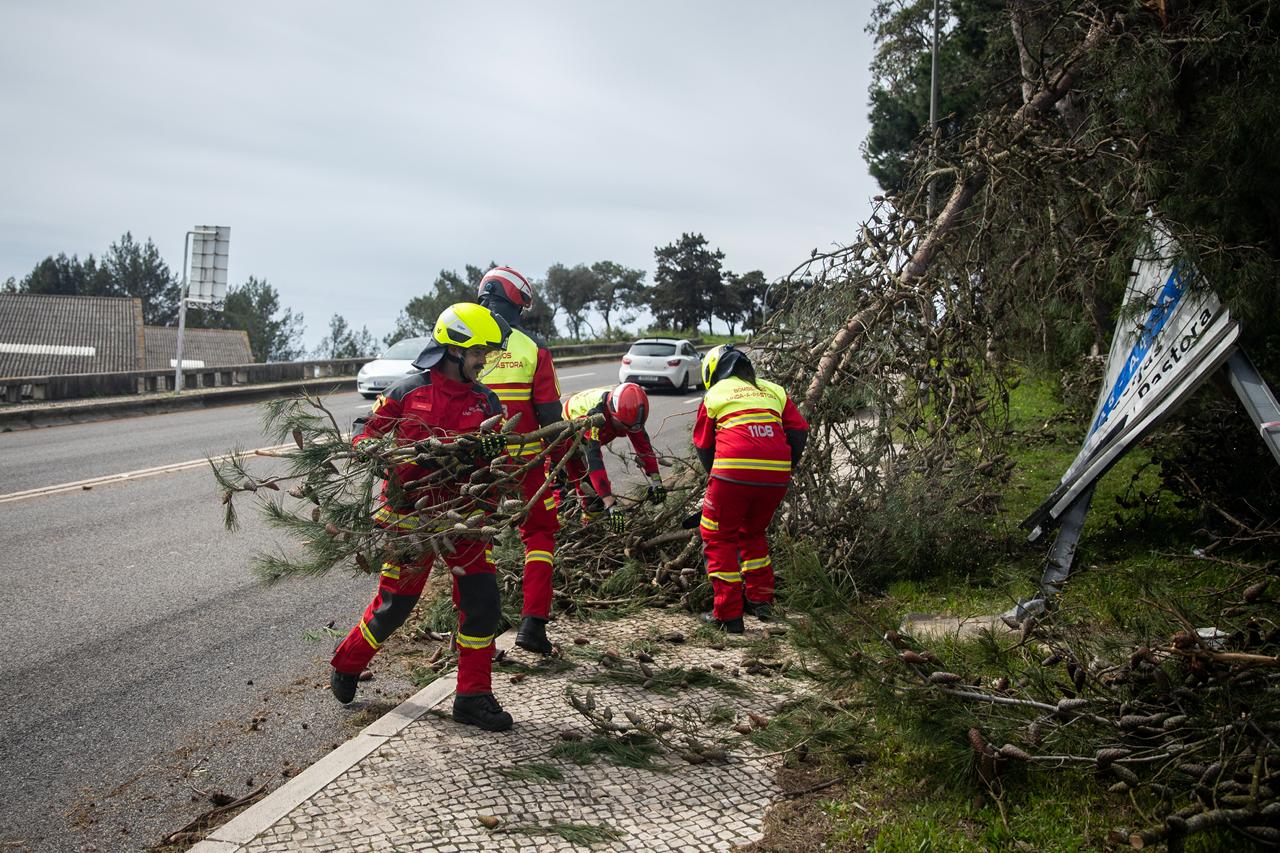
[561,382,665,531]
[476,267,564,655]
[692,345,808,633]
[330,303,515,732]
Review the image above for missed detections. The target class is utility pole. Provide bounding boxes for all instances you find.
[927,0,941,222]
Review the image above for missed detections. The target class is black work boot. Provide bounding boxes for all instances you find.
[515,615,554,655]
[743,599,774,622]
[700,612,745,634]
[452,692,514,731]
[330,668,359,704]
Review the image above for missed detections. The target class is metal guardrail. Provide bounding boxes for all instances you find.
[0,358,366,404]
[0,338,700,404]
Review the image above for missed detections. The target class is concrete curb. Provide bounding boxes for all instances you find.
[187,630,518,853]
[0,353,619,431]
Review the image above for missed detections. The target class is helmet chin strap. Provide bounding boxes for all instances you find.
[440,349,471,381]
[481,292,525,330]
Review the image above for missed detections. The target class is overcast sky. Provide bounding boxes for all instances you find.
[0,1,881,347]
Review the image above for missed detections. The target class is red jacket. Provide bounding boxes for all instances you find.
[354,368,503,518]
[561,387,659,498]
[693,376,808,486]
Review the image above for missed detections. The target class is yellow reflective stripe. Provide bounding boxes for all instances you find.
[708,571,742,583]
[358,620,381,649]
[374,506,420,530]
[504,442,542,455]
[712,458,792,471]
[718,412,783,430]
[380,562,402,579]
[525,550,553,565]
[493,389,533,401]
[703,377,788,420]
[742,556,772,572]
[699,516,720,531]
[543,497,556,510]
[375,506,486,531]
[456,631,494,649]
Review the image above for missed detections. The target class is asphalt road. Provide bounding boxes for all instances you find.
[0,359,703,852]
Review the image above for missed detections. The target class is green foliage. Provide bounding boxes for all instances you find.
[650,232,726,335]
[587,260,646,333]
[864,0,1012,193]
[544,263,598,340]
[383,265,488,346]
[548,734,664,770]
[16,231,180,324]
[188,276,305,362]
[313,313,378,359]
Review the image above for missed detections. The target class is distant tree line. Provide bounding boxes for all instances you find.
[383,232,771,348]
[4,230,774,360]
[3,232,308,362]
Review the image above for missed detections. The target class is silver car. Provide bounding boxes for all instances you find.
[356,336,430,399]
[617,338,702,392]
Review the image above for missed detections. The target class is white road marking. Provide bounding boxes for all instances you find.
[682,396,703,404]
[557,372,598,380]
[0,443,296,505]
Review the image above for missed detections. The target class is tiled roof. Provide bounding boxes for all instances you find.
[143,326,253,370]
[0,293,144,378]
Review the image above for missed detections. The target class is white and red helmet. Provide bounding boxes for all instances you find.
[606,382,649,432]
[478,266,534,309]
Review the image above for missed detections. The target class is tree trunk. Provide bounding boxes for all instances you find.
[800,18,1108,416]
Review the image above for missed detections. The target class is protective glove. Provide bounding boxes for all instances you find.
[646,476,667,505]
[607,505,628,534]
[475,432,506,461]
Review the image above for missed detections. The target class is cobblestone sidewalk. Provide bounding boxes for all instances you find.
[192,609,802,852]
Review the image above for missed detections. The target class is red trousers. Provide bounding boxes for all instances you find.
[517,464,559,619]
[698,478,787,620]
[331,537,499,695]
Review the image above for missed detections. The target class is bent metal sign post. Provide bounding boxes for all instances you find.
[1023,220,1241,542]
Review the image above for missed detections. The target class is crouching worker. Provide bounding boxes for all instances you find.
[693,345,808,633]
[561,382,665,532]
[330,303,515,732]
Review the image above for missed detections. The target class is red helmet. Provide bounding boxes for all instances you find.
[478,266,534,309]
[606,382,649,432]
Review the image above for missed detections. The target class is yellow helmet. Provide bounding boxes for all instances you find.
[433,302,510,350]
[413,303,510,369]
[701,343,747,389]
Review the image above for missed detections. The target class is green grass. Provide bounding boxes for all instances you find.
[764,367,1279,850]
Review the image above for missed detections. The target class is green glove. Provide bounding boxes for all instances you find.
[475,432,505,460]
[607,505,628,534]
[647,477,666,505]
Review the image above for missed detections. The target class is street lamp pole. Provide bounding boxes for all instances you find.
[927,0,941,222]
[174,230,196,394]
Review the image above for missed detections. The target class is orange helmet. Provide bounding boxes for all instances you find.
[606,382,649,432]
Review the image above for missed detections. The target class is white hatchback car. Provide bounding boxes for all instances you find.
[356,336,430,399]
[618,338,702,392]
